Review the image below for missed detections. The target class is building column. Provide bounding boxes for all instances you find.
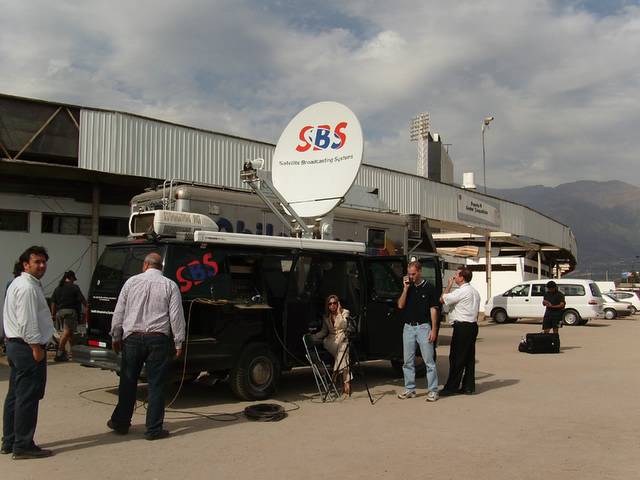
[537,251,542,279]
[91,184,100,270]
[485,236,492,300]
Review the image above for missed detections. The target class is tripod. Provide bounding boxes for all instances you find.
[329,325,374,404]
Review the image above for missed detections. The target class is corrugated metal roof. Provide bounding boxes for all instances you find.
[80,110,274,190]
[79,108,576,257]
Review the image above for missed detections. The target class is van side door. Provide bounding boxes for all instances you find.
[529,283,548,318]
[504,284,532,318]
[283,254,362,364]
[362,257,405,359]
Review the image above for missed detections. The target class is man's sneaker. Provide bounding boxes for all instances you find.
[397,390,416,399]
[426,391,439,402]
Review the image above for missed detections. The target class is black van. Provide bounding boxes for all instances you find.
[73,238,427,400]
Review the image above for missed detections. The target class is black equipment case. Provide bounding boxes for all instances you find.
[518,333,560,354]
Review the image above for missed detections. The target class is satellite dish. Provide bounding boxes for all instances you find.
[272,101,364,218]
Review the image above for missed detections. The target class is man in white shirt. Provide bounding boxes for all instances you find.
[439,266,481,396]
[2,246,55,459]
[108,252,185,440]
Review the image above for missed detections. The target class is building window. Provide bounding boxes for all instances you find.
[0,210,29,232]
[99,217,129,237]
[42,214,92,235]
[42,214,129,237]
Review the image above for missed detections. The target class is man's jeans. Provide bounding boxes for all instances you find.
[111,334,171,436]
[2,341,47,453]
[402,323,438,392]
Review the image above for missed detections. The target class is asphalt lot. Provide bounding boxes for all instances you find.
[1,316,639,480]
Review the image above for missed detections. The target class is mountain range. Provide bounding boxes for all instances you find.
[489,180,640,280]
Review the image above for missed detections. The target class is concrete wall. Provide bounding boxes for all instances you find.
[0,192,129,314]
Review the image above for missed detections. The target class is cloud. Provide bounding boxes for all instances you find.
[0,0,639,187]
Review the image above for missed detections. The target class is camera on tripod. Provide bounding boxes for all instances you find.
[344,314,359,340]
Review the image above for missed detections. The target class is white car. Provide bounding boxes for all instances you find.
[608,290,640,314]
[601,293,633,319]
[486,279,604,326]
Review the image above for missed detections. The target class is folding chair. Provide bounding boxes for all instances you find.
[302,334,340,402]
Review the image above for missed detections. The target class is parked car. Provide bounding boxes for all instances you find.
[601,293,633,319]
[608,290,640,314]
[485,279,604,326]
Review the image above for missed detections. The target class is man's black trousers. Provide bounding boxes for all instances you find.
[2,340,47,453]
[443,322,478,393]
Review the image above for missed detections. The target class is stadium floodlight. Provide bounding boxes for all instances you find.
[481,115,495,194]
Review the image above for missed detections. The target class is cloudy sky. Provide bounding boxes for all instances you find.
[1,0,638,188]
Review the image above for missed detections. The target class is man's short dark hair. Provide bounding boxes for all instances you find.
[12,261,23,278]
[408,260,422,271]
[458,266,472,283]
[546,281,557,289]
[18,246,49,267]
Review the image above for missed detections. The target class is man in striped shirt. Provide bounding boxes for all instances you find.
[108,252,185,440]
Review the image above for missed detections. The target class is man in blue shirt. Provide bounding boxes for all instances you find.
[396,261,440,402]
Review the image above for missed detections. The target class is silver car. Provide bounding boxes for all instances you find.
[601,293,633,319]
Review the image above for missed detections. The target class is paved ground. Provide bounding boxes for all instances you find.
[1,316,639,480]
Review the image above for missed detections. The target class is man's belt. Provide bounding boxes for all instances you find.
[128,332,167,337]
[6,338,47,347]
[405,321,430,326]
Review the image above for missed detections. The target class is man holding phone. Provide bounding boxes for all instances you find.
[396,261,440,402]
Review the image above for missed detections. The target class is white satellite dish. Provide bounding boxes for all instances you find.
[272,101,364,218]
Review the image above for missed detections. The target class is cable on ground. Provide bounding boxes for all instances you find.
[243,403,286,422]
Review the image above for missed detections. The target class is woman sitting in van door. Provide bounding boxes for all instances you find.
[542,281,565,335]
[312,294,351,395]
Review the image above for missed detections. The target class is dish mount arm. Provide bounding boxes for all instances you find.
[241,161,313,237]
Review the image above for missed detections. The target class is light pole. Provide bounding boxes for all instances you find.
[481,116,494,194]
[410,112,430,177]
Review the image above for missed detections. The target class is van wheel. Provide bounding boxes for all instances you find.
[562,309,581,326]
[492,308,510,324]
[230,343,280,401]
[604,308,617,320]
[630,306,637,314]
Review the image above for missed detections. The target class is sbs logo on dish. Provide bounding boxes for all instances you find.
[296,122,348,152]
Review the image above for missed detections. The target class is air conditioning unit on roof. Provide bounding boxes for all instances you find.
[129,210,219,238]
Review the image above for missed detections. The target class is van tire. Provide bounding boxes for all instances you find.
[492,308,511,324]
[604,308,617,320]
[230,343,280,401]
[562,309,581,326]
